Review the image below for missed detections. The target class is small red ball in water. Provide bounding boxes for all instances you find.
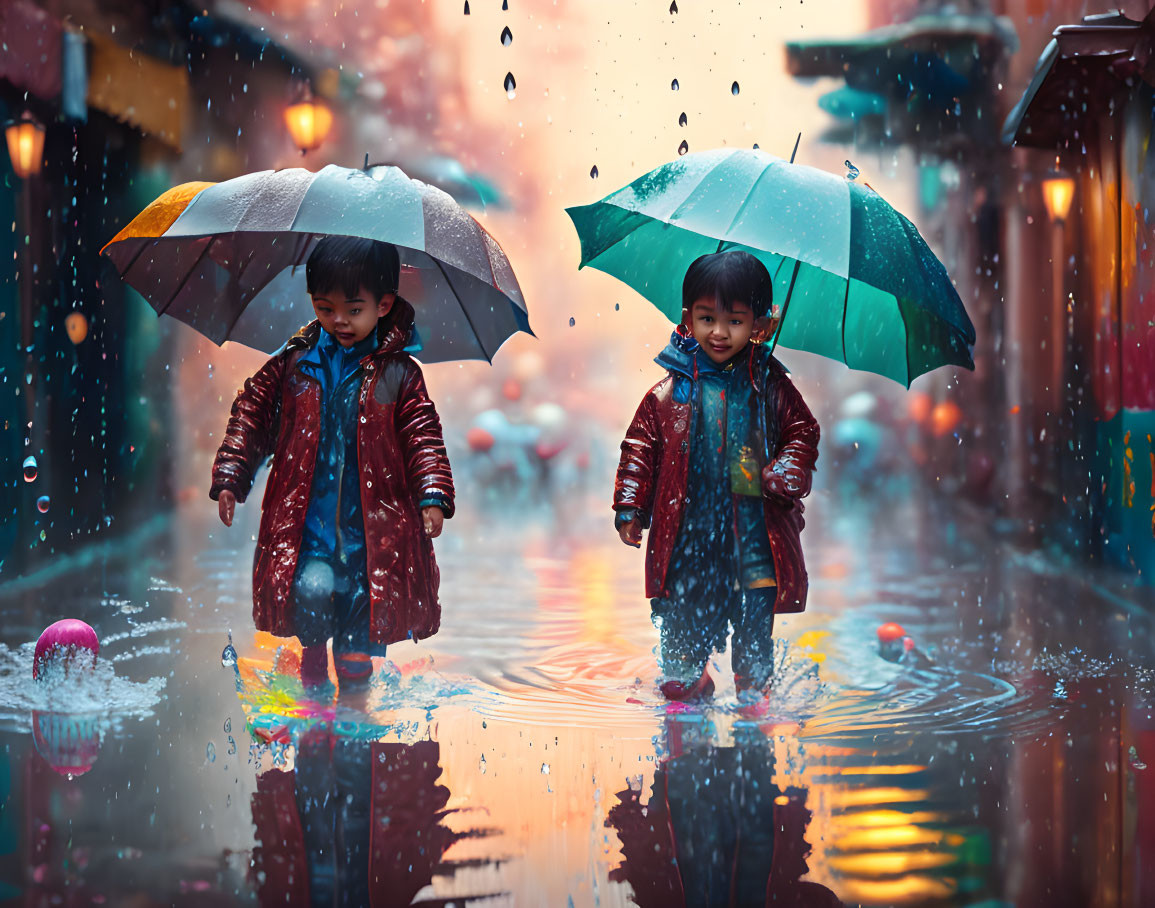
[876,622,907,644]
[33,619,100,680]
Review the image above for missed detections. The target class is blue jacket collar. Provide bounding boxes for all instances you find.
[654,328,756,380]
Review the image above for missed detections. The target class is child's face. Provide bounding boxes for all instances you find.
[686,297,769,364]
[310,285,395,347]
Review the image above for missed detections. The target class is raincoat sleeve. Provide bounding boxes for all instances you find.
[396,361,455,518]
[763,375,820,500]
[614,391,662,522]
[210,354,285,503]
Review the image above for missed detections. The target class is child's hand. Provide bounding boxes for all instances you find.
[422,506,444,538]
[218,490,236,527]
[618,519,643,548]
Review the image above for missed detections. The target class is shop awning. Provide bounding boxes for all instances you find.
[1002,10,1155,148]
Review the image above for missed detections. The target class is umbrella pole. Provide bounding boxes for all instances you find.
[767,259,801,357]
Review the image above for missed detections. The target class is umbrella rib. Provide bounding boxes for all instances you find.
[112,238,153,281]
[839,276,852,368]
[716,157,778,243]
[768,259,802,357]
[157,236,216,317]
[430,257,492,364]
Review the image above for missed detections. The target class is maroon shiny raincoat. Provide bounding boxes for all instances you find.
[614,336,820,613]
[210,300,454,646]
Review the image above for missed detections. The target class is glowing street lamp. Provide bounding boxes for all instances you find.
[1042,172,1075,223]
[5,114,46,179]
[284,88,333,155]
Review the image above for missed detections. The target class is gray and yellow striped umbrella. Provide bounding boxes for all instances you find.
[567,148,974,386]
[101,164,531,363]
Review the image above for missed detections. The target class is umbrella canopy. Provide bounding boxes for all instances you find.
[566,147,975,386]
[101,164,531,363]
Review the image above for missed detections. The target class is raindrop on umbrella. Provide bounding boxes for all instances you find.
[731,81,740,95]
[671,78,679,91]
[504,72,517,99]
[678,111,688,127]
[670,0,678,12]
[845,159,860,181]
[590,164,599,179]
[463,0,470,13]
[501,26,512,46]
[22,455,37,482]
[678,139,689,155]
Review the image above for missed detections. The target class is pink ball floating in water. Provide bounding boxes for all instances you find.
[33,619,100,681]
[876,622,907,644]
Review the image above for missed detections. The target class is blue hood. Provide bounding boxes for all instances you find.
[654,329,699,379]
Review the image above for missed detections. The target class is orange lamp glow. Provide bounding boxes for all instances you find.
[5,115,45,179]
[1042,174,1075,223]
[283,99,333,154]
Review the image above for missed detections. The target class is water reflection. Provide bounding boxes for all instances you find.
[251,725,500,905]
[607,718,841,907]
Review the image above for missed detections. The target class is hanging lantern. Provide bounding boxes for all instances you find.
[1042,163,1075,223]
[283,88,333,155]
[5,114,46,179]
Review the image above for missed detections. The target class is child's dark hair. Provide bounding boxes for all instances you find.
[682,250,773,318]
[306,236,401,300]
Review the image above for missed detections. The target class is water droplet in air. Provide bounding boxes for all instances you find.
[501,26,512,46]
[753,143,760,149]
[206,742,217,763]
[670,0,678,12]
[732,81,740,96]
[671,78,680,91]
[36,496,49,514]
[221,644,238,668]
[479,753,487,773]
[569,317,576,327]
[845,159,860,181]
[590,165,599,179]
[22,455,37,482]
[541,762,550,774]
[504,72,517,99]
[678,111,688,127]
[463,0,470,13]
[615,303,620,311]
[678,139,689,155]
[502,0,509,9]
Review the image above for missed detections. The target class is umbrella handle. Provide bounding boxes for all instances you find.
[767,258,801,356]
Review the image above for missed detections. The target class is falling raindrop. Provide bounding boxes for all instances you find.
[479,753,487,773]
[569,317,576,327]
[36,496,49,514]
[504,72,517,99]
[678,139,689,155]
[732,81,740,95]
[590,165,599,179]
[845,159,860,181]
[541,762,550,774]
[678,111,688,127]
[463,0,470,13]
[501,26,512,46]
[502,0,508,9]
[671,78,680,91]
[221,643,238,668]
[753,143,760,149]
[615,303,620,311]
[206,742,216,763]
[22,455,37,482]
[670,0,678,12]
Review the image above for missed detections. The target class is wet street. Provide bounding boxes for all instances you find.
[2,479,1153,907]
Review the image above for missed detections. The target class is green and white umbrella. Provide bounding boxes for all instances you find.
[566,147,975,386]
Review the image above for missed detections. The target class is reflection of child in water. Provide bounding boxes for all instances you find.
[606,722,842,906]
[614,252,820,704]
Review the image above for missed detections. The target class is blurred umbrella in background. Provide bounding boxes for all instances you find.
[567,147,975,386]
[100,163,531,363]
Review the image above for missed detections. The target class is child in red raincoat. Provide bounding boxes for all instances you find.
[211,237,454,699]
[614,251,819,706]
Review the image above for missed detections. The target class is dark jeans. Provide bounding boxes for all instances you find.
[292,548,386,658]
[651,585,776,692]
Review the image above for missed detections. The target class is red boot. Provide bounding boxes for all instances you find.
[660,669,715,703]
